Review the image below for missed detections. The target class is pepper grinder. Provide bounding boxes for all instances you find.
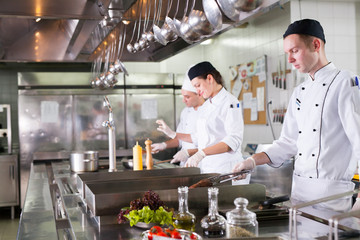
[145,138,153,170]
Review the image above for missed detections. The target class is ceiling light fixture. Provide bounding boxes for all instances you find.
[35,18,41,22]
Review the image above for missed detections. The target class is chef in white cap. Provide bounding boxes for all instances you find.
[152,70,205,166]
[157,61,248,180]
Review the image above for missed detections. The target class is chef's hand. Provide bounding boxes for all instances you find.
[232,157,256,180]
[352,197,360,211]
[184,150,206,167]
[151,142,167,154]
[156,119,176,139]
[171,149,189,164]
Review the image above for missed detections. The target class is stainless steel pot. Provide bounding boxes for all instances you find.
[70,151,99,172]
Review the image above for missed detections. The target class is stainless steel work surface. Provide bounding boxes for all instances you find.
[19,160,351,240]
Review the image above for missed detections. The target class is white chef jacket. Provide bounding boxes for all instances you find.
[191,88,245,175]
[176,107,199,151]
[265,63,360,212]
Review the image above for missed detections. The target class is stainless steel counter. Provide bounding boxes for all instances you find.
[18,160,356,240]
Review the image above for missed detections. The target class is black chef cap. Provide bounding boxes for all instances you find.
[188,61,216,80]
[283,19,326,43]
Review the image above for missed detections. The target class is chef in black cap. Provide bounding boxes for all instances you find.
[233,19,360,212]
[171,61,247,179]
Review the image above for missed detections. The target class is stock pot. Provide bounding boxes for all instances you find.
[70,151,99,172]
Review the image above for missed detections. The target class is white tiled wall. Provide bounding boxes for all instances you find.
[290,0,358,73]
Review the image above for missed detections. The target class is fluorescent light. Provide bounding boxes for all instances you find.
[35,18,41,22]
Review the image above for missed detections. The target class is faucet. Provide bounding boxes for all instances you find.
[102,96,117,172]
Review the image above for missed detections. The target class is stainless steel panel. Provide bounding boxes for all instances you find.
[125,92,175,151]
[18,95,73,206]
[18,72,125,86]
[85,182,266,218]
[174,89,186,126]
[125,73,173,85]
[73,94,126,151]
[76,167,201,199]
[250,159,294,196]
[18,95,73,153]
[0,154,18,206]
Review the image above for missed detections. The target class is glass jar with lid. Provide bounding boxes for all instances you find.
[201,187,226,238]
[172,186,196,231]
[226,197,258,238]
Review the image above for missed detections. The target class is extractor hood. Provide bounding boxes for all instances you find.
[0,0,285,63]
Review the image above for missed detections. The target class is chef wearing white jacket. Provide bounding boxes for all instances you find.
[233,19,360,212]
[167,61,247,179]
[152,72,205,166]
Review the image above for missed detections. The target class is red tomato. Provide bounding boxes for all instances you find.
[190,233,197,239]
[171,231,182,239]
[147,231,153,240]
[156,231,168,237]
[150,226,163,233]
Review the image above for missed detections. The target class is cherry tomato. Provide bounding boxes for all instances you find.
[156,231,168,237]
[171,231,182,239]
[190,233,197,239]
[147,231,153,240]
[150,226,163,233]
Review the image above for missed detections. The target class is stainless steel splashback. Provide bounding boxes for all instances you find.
[18,71,181,206]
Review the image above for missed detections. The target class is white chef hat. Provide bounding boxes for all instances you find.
[181,67,197,93]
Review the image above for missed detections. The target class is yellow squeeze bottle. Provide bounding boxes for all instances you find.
[133,141,143,170]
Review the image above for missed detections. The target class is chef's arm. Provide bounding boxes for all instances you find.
[251,152,272,166]
[175,132,193,143]
[202,142,230,155]
[232,152,271,173]
[164,138,180,148]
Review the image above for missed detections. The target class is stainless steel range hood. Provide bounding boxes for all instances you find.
[0,0,284,63]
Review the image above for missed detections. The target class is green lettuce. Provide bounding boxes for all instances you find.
[125,206,173,227]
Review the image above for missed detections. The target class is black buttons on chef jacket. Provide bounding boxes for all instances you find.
[312,154,315,157]
[315,104,319,107]
[297,108,300,110]
[301,87,305,90]
[323,83,326,86]
[313,129,316,132]
[299,131,302,133]
[299,153,302,156]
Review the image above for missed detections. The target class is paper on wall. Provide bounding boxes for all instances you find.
[231,77,243,98]
[257,87,265,111]
[41,101,59,123]
[258,72,266,83]
[250,98,258,121]
[141,99,158,119]
[243,92,252,109]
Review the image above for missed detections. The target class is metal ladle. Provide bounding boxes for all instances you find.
[216,0,241,22]
[114,23,129,76]
[187,9,213,36]
[179,0,202,43]
[153,0,168,45]
[159,0,178,43]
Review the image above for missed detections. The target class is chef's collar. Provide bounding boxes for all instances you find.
[208,87,226,105]
[312,62,335,81]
